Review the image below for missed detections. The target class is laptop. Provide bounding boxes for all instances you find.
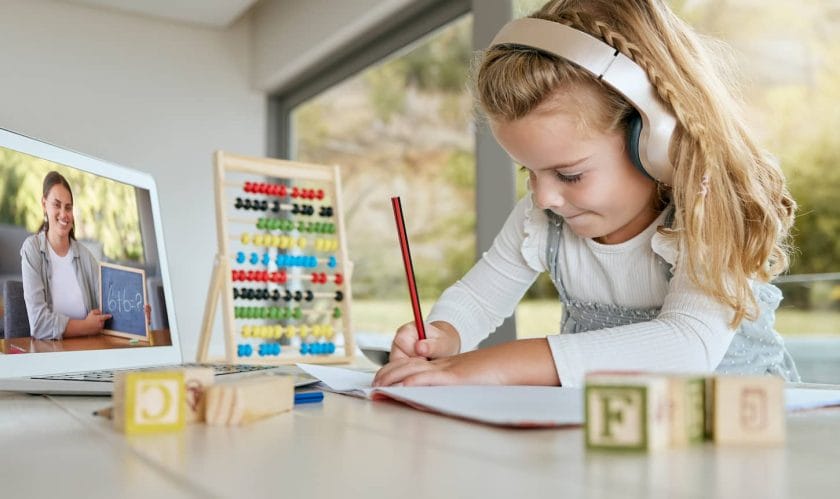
[0,127,316,394]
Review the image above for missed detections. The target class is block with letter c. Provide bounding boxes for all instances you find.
[113,371,186,434]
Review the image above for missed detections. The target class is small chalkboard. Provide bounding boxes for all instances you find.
[100,262,150,343]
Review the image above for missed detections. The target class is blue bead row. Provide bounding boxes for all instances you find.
[300,342,336,355]
[237,343,283,357]
[235,252,338,269]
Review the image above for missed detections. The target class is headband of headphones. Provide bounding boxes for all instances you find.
[490,18,676,185]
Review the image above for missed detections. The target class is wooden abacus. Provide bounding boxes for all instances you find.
[196,151,354,365]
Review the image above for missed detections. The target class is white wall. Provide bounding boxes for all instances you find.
[0,0,265,359]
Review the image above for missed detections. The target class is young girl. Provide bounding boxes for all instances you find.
[374,0,799,387]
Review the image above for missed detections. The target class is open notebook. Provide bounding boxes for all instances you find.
[298,365,840,428]
[297,364,585,428]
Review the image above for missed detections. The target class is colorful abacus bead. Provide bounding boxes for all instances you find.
[237,344,253,357]
[258,343,281,356]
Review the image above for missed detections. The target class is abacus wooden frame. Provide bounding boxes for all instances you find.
[196,151,355,365]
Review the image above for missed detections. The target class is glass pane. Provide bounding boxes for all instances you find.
[512,0,840,380]
[291,15,475,344]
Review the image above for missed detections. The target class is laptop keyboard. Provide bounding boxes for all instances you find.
[31,363,279,382]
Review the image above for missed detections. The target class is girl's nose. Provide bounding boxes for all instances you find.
[531,176,564,211]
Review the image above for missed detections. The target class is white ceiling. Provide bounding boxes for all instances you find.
[59,0,260,28]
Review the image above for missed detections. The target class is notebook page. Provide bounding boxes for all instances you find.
[785,387,840,411]
[297,364,584,427]
[297,363,376,398]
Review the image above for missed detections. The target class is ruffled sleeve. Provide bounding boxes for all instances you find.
[426,192,543,351]
[520,191,549,272]
[650,205,679,278]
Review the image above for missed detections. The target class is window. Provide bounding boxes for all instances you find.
[290,15,475,340]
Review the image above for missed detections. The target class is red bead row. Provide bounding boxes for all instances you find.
[243,182,324,200]
[232,270,343,284]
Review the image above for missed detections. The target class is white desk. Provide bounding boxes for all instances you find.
[3,382,840,498]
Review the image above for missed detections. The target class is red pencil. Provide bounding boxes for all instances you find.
[390,196,426,340]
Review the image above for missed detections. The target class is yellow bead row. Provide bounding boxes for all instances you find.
[313,238,339,252]
[240,233,338,251]
[241,324,336,339]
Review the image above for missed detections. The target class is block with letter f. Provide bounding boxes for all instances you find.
[584,373,670,451]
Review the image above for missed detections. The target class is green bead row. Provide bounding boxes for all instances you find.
[255,218,336,234]
[234,306,304,320]
[235,305,342,320]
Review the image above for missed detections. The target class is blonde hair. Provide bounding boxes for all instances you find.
[477,0,796,327]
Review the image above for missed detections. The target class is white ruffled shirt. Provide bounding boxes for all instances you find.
[426,194,736,387]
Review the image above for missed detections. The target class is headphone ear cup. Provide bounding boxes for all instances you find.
[626,111,654,180]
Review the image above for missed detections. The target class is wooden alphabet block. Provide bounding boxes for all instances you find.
[182,367,215,423]
[113,371,186,434]
[709,375,785,445]
[205,375,294,426]
[667,375,707,446]
[584,373,670,451]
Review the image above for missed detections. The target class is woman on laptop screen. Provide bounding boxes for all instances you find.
[20,171,111,340]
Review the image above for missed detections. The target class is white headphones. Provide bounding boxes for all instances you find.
[490,18,677,185]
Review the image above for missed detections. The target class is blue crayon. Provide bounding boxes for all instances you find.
[294,391,324,405]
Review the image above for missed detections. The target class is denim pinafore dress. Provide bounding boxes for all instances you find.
[544,209,800,381]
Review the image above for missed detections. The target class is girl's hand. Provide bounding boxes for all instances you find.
[374,338,561,387]
[389,321,461,362]
[373,350,504,387]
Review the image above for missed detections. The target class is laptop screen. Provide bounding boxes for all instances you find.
[0,128,182,377]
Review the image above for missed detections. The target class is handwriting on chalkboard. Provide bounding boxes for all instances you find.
[100,262,150,342]
[107,286,144,314]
